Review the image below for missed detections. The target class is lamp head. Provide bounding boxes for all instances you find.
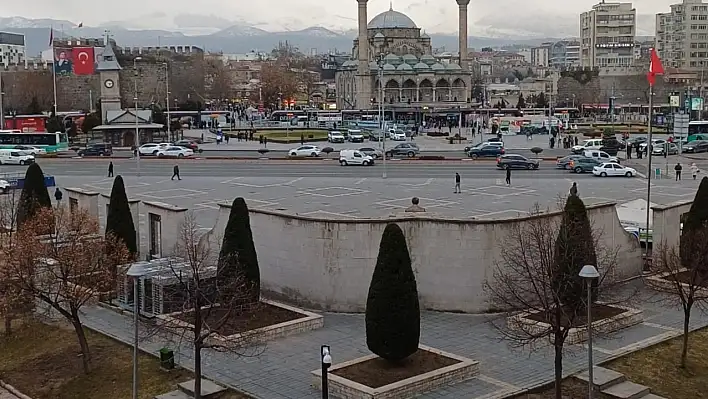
[321,345,332,366]
[578,264,600,279]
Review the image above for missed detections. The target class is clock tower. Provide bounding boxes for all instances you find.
[96,36,122,124]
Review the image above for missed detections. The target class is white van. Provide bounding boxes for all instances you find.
[583,149,618,164]
[0,149,35,165]
[339,149,375,166]
[572,139,603,153]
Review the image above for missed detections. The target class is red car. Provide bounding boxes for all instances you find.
[174,140,200,151]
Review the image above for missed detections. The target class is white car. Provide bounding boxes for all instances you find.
[138,143,161,156]
[288,145,321,157]
[593,162,636,177]
[572,139,603,153]
[0,179,9,194]
[339,149,375,166]
[157,146,194,157]
[583,150,618,164]
[0,150,35,165]
[388,129,406,141]
[14,145,46,155]
[328,131,345,143]
[639,139,666,151]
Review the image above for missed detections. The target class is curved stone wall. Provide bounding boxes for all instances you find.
[211,201,643,313]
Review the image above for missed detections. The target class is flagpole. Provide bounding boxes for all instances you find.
[644,83,654,271]
[51,27,58,116]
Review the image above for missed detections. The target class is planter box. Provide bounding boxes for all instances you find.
[646,268,708,295]
[311,345,479,399]
[156,299,323,344]
[508,302,644,345]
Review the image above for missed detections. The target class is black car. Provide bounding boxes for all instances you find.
[174,140,200,151]
[625,137,647,149]
[556,154,586,169]
[78,143,112,156]
[496,154,539,170]
[567,157,600,173]
[683,140,708,153]
[600,138,623,156]
[468,143,504,159]
[385,143,419,158]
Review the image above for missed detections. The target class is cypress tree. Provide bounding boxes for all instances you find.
[16,163,52,227]
[218,197,260,303]
[553,194,598,310]
[105,176,137,256]
[366,223,420,361]
[681,176,708,273]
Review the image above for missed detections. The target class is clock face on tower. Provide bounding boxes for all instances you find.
[104,79,114,88]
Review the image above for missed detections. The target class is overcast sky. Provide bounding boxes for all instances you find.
[1,0,672,35]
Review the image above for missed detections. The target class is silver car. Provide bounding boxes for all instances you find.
[358,147,383,159]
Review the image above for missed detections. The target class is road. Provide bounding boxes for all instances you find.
[29,158,586,179]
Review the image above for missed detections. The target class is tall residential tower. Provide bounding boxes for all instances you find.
[580,2,636,68]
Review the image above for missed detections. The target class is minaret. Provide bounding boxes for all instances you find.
[356,0,372,109]
[457,0,470,70]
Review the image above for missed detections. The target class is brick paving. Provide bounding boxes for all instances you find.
[80,287,708,399]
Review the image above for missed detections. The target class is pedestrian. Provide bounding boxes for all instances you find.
[675,162,683,181]
[505,167,511,186]
[172,164,181,181]
[108,161,114,177]
[691,163,700,179]
[570,182,578,196]
[54,187,63,203]
[225,134,230,144]
[301,134,305,145]
[626,143,632,159]
[454,172,461,193]
[264,136,268,148]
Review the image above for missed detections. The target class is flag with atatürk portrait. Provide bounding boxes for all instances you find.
[54,47,73,75]
[72,47,95,75]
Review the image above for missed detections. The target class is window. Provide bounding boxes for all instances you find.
[69,198,78,214]
[149,213,161,258]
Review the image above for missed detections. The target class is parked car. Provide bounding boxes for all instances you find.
[78,143,112,156]
[583,150,618,164]
[358,147,383,159]
[556,155,587,169]
[624,137,647,149]
[0,149,35,165]
[348,129,365,143]
[0,179,9,194]
[651,142,679,156]
[639,139,666,152]
[464,141,501,153]
[328,131,345,143]
[339,149,375,166]
[288,145,321,157]
[385,143,419,158]
[682,140,708,153]
[13,145,46,155]
[388,129,407,141]
[467,142,504,159]
[368,130,385,141]
[138,143,160,156]
[593,162,637,177]
[174,140,200,151]
[157,146,194,157]
[571,139,603,154]
[600,138,623,155]
[496,154,539,170]
[567,157,601,173]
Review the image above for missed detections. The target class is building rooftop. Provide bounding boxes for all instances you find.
[368,7,418,29]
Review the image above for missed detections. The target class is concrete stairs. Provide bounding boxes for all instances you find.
[154,379,227,399]
[575,366,667,399]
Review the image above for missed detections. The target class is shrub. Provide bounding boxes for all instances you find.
[218,198,260,303]
[17,163,52,227]
[681,177,708,273]
[530,147,543,155]
[366,223,420,361]
[105,176,137,256]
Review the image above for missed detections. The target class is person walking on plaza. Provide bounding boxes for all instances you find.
[675,162,683,181]
[171,165,181,181]
[454,172,461,193]
[691,163,700,180]
[54,187,63,204]
[505,167,511,186]
[108,161,114,177]
[626,143,632,159]
[570,182,578,197]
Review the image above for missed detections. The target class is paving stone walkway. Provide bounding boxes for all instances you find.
[79,286,708,399]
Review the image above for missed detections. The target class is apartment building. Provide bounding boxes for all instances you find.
[656,0,708,70]
[531,46,549,67]
[0,31,26,67]
[580,2,636,68]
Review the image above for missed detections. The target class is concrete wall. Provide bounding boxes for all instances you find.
[211,201,644,313]
[652,200,692,250]
[64,187,99,218]
[142,201,187,259]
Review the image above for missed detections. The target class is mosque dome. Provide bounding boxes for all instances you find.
[420,54,436,65]
[402,53,418,64]
[383,63,396,71]
[446,63,462,70]
[431,63,446,71]
[384,53,402,65]
[397,63,413,71]
[413,62,430,70]
[368,8,418,29]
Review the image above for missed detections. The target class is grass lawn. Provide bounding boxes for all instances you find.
[605,327,708,399]
[258,130,328,142]
[0,319,251,399]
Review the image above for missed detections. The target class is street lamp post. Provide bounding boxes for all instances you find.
[0,68,4,130]
[377,54,387,179]
[163,62,171,141]
[133,57,142,177]
[579,264,600,399]
[126,262,148,399]
[321,345,332,399]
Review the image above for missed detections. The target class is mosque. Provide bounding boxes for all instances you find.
[335,0,473,111]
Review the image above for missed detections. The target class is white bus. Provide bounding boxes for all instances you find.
[316,111,342,123]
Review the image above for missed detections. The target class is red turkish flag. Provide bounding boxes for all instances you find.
[72,47,95,75]
[647,48,664,86]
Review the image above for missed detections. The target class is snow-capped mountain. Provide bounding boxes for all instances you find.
[211,25,269,37]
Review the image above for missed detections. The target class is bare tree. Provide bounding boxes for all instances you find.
[484,200,621,399]
[648,241,708,368]
[0,206,130,372]
[147,214,263,398]
[257,63,299,108]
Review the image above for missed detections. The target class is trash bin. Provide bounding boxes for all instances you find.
[159,347,175,370]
